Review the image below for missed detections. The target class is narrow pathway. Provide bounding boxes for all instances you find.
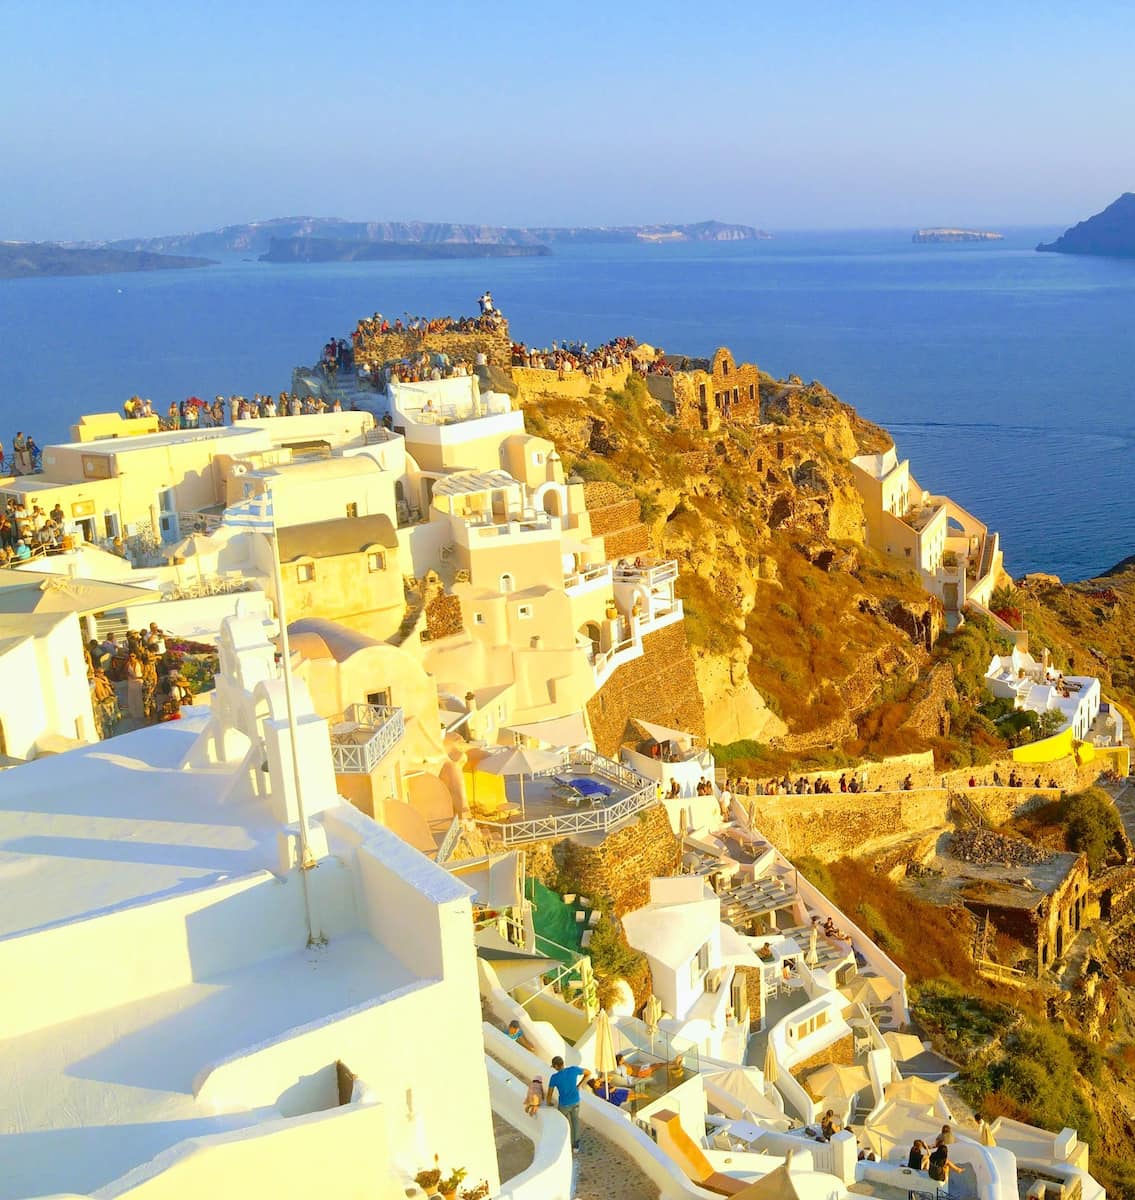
[574,1128,659,1200]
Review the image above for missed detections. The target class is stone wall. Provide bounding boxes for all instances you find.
[425,592,463,641]
[524,802,681,917]
[745,789,952,860]
[940,753,1102,796]
[770,715,858,755]
[354,324,513,370]
[898,662,958,736]
[583,482,632,509]
[511,361,631,405]
[733,751,938,796]
[794,1033,855,1080]
[583,483,650,560]
[587,499,642,538]
[587,622,707,758]
[665,348,762,432]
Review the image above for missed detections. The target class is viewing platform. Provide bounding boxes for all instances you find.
[476,749,656,847]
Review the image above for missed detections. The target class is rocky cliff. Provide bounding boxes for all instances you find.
[1037,192,1135,257]
[523,371,945,756]
[0,242,213,279]
[106,216,770,257]
[259,237,550,263]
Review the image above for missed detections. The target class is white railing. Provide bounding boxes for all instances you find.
[563,563,612,592]
[613,559,678,586]
[435,816,463,864]
[164,576,254,601]
[485,753,656,846]
[329,703,404,774]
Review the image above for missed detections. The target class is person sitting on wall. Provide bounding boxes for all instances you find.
[505,1019,533,1051]
[907,1139,931,1170]
[667,779,681,799]
[820,1109,841,1140]
[927,1138,964,1187]
[757,941,774,961]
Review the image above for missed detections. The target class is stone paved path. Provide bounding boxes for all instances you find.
[573,1128,659,1200]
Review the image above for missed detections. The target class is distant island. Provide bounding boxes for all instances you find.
[912,228,1004,243]
[0,241,214,280]
[1037,192,1135,257]
[98,216,771,257]
[259,237,551,264]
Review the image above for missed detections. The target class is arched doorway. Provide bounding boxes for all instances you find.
[578,622,601,660]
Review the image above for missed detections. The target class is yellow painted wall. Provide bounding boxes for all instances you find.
[1012,725,1075,764]
[283,550,403,642]
[69,412,161,441]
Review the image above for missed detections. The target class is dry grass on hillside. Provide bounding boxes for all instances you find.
[794,855,977,987]
[743,542,926,731]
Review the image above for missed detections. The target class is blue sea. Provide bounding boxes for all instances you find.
[2,229,1133,580]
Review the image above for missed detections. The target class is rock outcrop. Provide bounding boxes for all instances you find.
[1037,193,1135,258]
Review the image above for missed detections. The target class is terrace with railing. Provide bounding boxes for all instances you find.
[477,749,656,847]
[613,559,678,587]
[563,561,612,594]
[328,703,405,774]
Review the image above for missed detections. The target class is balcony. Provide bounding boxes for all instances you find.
[329,703,404,773]
[613,559,678,587]
[563,562,612,595]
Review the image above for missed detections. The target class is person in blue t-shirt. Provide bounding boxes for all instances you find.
[546,1055,590,1151]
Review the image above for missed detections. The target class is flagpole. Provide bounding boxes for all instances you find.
[266,487,319,945]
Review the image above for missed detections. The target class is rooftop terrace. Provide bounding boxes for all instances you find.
[475,749,656,847]
[0,933,412,1200]
[0,715,279,937]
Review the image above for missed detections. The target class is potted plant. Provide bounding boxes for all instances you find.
[438,1167,467,1200]
[414,1161,441,1197]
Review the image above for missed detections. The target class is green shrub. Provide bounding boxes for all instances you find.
[1062,787,1124,873]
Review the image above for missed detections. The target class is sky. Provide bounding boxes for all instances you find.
[1,0,1133,241]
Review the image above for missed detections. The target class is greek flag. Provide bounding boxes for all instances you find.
[223,493,275,532]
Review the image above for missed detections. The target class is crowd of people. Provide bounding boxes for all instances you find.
[124,393,357,431]
[87,624,197,734]
[0,498,68,566]
[968,770,1058,789]
[1,432,42,477]
[509,334,640,377]
[353,305,507,352]
[363,351,479,389]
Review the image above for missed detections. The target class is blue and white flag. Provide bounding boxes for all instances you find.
[223,493,275,532]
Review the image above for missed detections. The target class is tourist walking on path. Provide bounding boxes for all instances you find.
[547,1055,590,1152]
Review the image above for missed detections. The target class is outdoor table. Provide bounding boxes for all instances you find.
[722,1118,765,1147]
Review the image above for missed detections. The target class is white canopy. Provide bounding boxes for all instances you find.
[704,1067,791,1129]
[504,712,589,748]
[630,718,697,749]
